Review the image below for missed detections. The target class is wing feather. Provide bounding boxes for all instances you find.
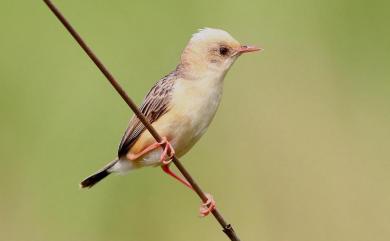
[117,73,176,157]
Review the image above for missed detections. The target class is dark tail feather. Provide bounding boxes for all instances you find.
[80,159,118,189]
[80,169,110,188]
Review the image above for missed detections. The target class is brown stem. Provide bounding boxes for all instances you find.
[43,1,241,240]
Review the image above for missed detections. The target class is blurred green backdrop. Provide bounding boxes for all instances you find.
[1,0,389,241]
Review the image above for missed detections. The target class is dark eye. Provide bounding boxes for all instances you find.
[219,47,229,56]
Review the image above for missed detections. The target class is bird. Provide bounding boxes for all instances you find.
[80,27,261,216]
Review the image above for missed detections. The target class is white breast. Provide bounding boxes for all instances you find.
[170,73,224,153]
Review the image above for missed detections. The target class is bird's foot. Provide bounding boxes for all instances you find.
[159,137,175,165]
[128,136,175,162]
[199,193,216,217]
[157,138,214,217]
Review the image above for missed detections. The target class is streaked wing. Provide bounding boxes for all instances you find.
[117,73,176,157]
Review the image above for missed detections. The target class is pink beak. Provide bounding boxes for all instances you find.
[238,45,263,53]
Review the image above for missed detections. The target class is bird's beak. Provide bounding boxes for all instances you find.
[238,45,263,54]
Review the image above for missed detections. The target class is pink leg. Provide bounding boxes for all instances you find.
[161,164,216,217]
[161,165,193,189]
[132,137,216,216]
[128,137,175,163]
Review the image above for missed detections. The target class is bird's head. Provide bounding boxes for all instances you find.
[180,28,261,79]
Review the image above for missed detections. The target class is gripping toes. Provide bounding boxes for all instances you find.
[159,137,175,165]
[199,193,216,217]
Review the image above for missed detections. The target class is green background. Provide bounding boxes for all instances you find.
[1,0,389,241]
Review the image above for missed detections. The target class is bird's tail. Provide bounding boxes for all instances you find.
[80,159,118,189]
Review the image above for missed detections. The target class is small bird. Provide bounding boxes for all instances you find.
[80,28,261,216]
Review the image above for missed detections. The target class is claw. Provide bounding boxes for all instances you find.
[127,136,175,164]
[199,193,216,217]
[159,137,175,165]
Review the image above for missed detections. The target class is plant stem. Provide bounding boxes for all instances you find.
[43,1,241,240]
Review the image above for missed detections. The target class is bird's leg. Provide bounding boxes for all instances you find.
[134,137,216,216]
[128,137,175,163]
[161,164,192,189]
[161,164,216,217]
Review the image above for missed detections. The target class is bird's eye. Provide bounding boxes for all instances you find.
[219,47,229,56]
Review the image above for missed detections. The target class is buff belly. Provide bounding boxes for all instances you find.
[111,76,224,174]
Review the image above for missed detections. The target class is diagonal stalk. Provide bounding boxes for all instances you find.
[43,1,241,240]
